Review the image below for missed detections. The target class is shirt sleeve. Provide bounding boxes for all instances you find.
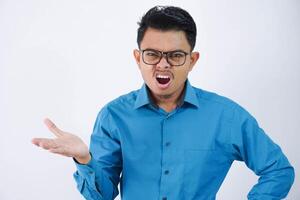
[230,105,295,200]
[73,106,122,200]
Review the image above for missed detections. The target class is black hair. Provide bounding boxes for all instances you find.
[137,6,197,51]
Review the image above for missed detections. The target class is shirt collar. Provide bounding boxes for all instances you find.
[180,80,200,108]
[134,80,200,109]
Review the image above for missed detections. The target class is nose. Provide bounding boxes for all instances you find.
[156,54,171,69]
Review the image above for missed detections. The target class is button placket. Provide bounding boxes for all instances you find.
[159,116,172,199]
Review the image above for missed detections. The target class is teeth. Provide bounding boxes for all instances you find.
[156,75,170,79]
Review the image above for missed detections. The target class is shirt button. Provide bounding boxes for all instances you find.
[164,170,169,175]
[165,142,171,146]
[162,197,167,200]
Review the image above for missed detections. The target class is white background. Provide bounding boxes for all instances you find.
[0,0,299,199]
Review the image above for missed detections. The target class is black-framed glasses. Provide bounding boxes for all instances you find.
[141,49,190,66]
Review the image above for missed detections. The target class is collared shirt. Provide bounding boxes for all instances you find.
[73,80,294,200]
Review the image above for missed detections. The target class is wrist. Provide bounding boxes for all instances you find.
[75,153,91,165]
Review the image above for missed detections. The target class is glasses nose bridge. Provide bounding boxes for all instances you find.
[158,51,171,65]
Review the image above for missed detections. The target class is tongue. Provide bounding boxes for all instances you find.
[157,77,170,85]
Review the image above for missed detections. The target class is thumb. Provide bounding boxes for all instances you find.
[44,118,64,137]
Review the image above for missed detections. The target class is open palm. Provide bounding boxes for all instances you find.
[32,118,91,164]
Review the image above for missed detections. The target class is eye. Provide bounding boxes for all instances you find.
[145,50,160,57]
[169,52,185,58]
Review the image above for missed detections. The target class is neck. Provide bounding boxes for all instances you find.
[150,83,186,113]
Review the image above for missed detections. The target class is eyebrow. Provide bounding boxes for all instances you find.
[142,48,187,53]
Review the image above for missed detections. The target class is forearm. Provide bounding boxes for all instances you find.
[73,156,120,200]
[247,150,295,199]
[74,171,104,200]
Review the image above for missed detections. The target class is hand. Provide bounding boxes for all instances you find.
[32,118,91,164]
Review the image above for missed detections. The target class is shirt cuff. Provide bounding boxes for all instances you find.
[73,154,99,178]
[73,154,103,195]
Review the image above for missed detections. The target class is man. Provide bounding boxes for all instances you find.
[32,6,294,200]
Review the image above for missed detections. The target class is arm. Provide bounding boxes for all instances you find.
[230,106,295,200]
[32,108,122,200]
[73,107,122,200]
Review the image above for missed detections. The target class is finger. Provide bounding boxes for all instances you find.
[44,118,64,137]
[31,138,41,146]
[31,138,59,150]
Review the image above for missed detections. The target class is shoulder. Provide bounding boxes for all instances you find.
[98,88,140,115]
[192,86,251,120]
[109,88,139,107]
[194,86,237,109]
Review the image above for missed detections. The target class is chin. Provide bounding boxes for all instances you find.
[153,88,173,96]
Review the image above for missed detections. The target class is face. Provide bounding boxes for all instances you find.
[134,28,199,100]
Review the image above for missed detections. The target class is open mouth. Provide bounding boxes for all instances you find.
[156,74,171,85]
[155,73,172,90]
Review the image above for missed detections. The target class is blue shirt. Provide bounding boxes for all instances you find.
[73,80,294,200]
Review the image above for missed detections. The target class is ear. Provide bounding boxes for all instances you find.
[133,49,141,68]
[188,51,200,71]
